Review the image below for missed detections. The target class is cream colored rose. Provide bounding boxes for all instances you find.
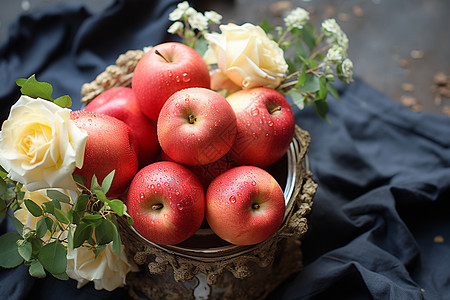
[0,96,87,192]
[205,23,288,89]
[66,242,138,291]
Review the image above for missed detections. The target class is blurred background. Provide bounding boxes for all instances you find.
[1,0,449,116]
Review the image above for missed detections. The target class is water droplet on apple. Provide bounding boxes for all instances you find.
[87,118,92,122]
[267,120,274,127]
[251,108,259,116]
[229,196,236,203]
[185,98,189,103]
[175,75,181,83]
[139,192,145,199]
[168,70,173,77]
[164,214,168,218]
[182,72,190,82]
[175,103,180,108]
[251,180,256,186]
[177,203,184,211]
[175,191,180,196]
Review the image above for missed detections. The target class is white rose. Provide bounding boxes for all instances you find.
[205,23,288,89]
[66,242,138,291]
[0,96,87,192]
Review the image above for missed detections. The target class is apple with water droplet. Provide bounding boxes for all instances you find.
[226,87,295,167]
[70,111,138,197]
[126,161,205,245]
[132,42,211,121]
[85,87,160,168]
[206,165,285,245]
[157,87,237,166]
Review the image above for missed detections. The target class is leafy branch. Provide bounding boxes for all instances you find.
[0,169,132,279]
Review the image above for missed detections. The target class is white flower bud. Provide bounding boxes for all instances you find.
[341,58,354,83]
[167,21,184,34]
[284,7,310,30]
[205,11,222,24]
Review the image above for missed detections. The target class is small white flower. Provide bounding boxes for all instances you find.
[341,58,354,83]
[167,21,184,34]
[188,12,209,31]
[205,11,222,24]
[168,1,193,21]
[284,7,310,30]
[321,18,349,51]
[326,45,345,62]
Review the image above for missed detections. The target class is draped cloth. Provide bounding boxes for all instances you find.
[1,1,449,299]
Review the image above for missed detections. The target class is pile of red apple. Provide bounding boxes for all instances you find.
[72,42,296,246]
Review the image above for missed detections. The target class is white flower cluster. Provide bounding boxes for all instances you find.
[321,19,353,83]
[284,7,310,30]
[168,1,222,33]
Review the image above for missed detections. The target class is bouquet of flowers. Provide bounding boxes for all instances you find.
[0,1,352,292]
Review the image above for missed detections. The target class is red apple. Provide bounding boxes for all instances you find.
[132,42,211,121]
[157,87,237,166]
[226,87,295,167]
[70,111,138,197]
[206,165,285,245]
[126,161,205,245]
[85,87,160,168]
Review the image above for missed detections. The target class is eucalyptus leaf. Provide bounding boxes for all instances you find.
[30,237,42,257]
[286,89,305,110]
[0,199,6,220]
[53,95,72,108]
[73,222,93,248]
[24,199,43,217]
[46,190,71,204]
[36,217,48,239]
[111,220,122,256]
[38,240,67,275]
[42,201,55,214]
[17,74,54,101]
[54,208,71,225]
[317,76,328,100]
[0,233,24,268]
[295,64,307,88]
[101,170,115,194]
[0,177,7,197]
[53,272,69,280]
[94,219,115,245]
[44,216,55,235]
[297,73,320,93]
[326,82,341,101]
[313,98,330,121]
[29,260,46,278]
[108,199,124,216]
[73,174,87,189]
[74,194,90,212]
[9,214,24,234]
[18,240,33,261]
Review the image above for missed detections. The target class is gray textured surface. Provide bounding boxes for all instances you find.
[1,0,449,115]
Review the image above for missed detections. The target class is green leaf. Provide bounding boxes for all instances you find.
[67,226,74,250]
[53,95,72,108]
[38,240,67,275]
[91,174,101,192]
[44,216,55,235]
[326,82,341,101]
[297,73,320,93]
[286,89,305,110]
[16,74,54,101]
[82,214,103,224]
[302,23,317,51]
[41,201,55,214]
[317,76,328,100]
[73,222,93,248]
[18,240,33,261]
[29,237,42,257]
[46,190,71,204]
[29,260,46,278]
[94,244,106,259]
[74,194,90,212]
[313,98,330,121]
[53,272,69,280]
[54,208,71,225]
[111,219,121,256]
[24,199,43,217]
[94,188,107,204]
[0,199,6,220]
[73,174,87,189]
[0,176,7,196]
[295,64,307,88]
[95,219,115,245]
[0,233,23,268]
[36,217,48,239]
[9,214,24,234]
[101,170,115,194]
[108,199,124,216]
[15,78,27,87]
[260,18,275,33]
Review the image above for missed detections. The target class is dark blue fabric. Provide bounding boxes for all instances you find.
[1,1,449,299]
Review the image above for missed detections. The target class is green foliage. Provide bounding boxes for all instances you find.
[0,170,132,279]
[15,74,72,108]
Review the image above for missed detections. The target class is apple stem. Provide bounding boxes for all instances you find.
[252,203,260,210]
[154,49,170,63]
[269,106,282,114]
[152,203,164,210]
[188,114,196,124]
